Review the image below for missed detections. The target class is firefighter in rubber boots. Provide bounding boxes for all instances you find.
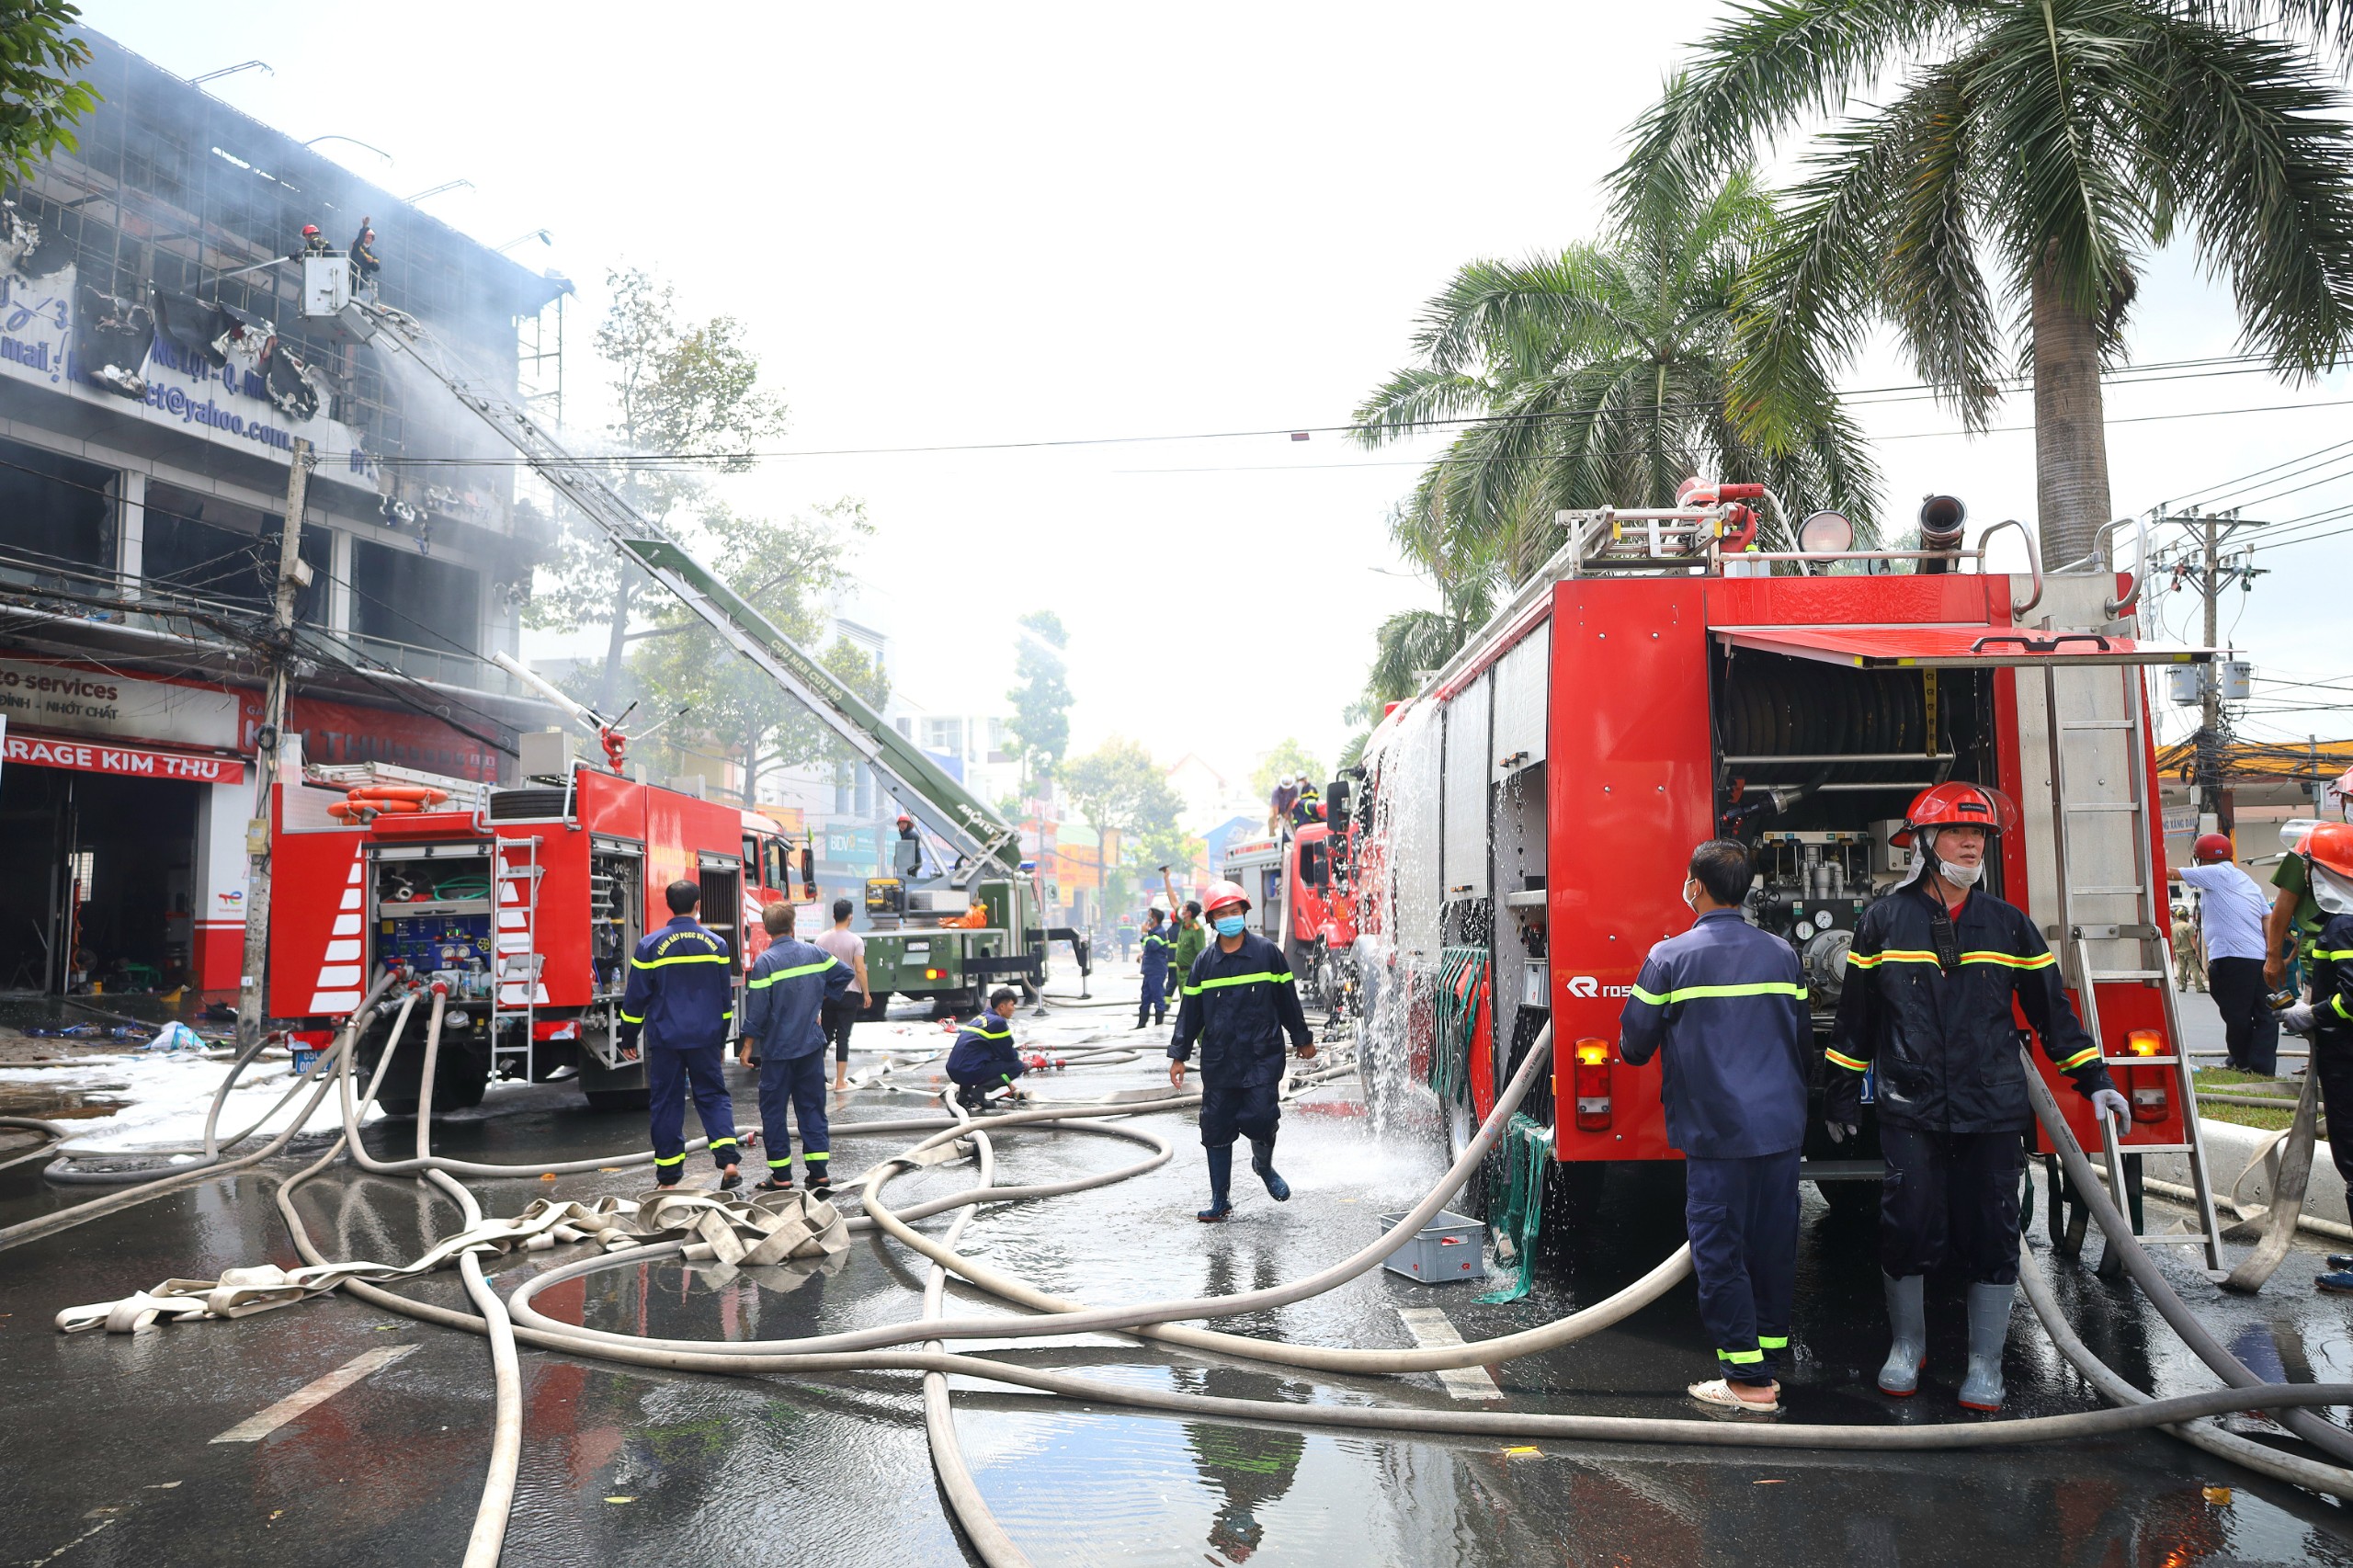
[2272,824,2353,1292]
[618,880,745,1189]
[1168,880,1315,1221]
[739,901,856,1193]
[1138,907,1176,1028]
[947,988,1026,1111]
[1823,783,2128,1410]
[1616,838,1811,1415]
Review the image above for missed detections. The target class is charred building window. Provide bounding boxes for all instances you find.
[352,537,480,656]
[0,435,116,588]
[142,481,327,620]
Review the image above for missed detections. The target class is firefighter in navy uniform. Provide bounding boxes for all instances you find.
[1824,783,2128,1411]
[2274,824,2353,1293]
[1168,880,1315,1221]
[618,880,745,1189]
[738,901,856,1193]
[1137,906,1176,1028]
[1617,838,1812,1415]
[947,988,1027,1111]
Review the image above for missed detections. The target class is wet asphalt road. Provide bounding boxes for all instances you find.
[6,981,2353,1567]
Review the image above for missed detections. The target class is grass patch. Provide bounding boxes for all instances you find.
[2190,1066,2311,1132]
[2201,1102,2298,1131]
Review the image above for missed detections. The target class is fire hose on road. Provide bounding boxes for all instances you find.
[40,1012,2353,1568]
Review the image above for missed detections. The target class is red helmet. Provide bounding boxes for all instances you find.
[2192,833,2234,864]
[895,813,913,825]
[1893,782,2018,846]
[2305,822,2353,880]
[301,224,320,237]
[1202,879,1251,916]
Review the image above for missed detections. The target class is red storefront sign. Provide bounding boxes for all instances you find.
[4,732,247,785]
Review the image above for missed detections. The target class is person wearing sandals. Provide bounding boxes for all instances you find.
[1618,839,1811,1415]
[739,901,856,1194]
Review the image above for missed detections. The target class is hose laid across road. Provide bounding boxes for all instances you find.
[51,1012,2353,1568]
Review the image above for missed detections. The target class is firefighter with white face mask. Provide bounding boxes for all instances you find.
[1823,783,2127,1411]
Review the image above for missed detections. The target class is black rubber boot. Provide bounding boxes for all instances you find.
[1199,1144,1233,1221]
[1248,1136,1290,1201]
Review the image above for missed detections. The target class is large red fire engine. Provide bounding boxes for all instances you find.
[270,752,811,1116]
[1218,822,1358,1010]
[1341,494,2225,1264]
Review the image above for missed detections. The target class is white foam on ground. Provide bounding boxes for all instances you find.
[0,1051,379,1157]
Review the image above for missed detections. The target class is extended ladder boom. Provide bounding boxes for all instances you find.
[359,304,1020,874]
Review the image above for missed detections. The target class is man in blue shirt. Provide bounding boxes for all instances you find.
[739,901,856,1193]
[1619,839,1810,1415]
[2181,833,2279,1074]
[619,880,744,1189]
[1169,880,1315,1222]
[1137,907,1176,1029]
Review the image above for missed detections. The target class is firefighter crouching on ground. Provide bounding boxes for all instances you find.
[1138,906,1175,1029]
[619,879,745,1190]
[2274,823,2353,1293]
[947,988,1026,1111]
[739,901,856,1193]
[1617,837,1811,1415]
[1824,783,2128,1411]
[1168,880,1315,1222]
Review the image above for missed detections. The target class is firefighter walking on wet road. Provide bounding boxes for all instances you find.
[1618,838,1812,1415]
[1169,880,1314,1222]
[739,901,856,1193]
[1138,906,1176,1028]
[618,880,745,1190]
[1824,783,2128,1411]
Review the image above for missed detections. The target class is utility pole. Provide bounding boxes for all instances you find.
[236,437,314,1051]
[2160,506,2268,832]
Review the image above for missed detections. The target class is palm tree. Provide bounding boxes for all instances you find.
[1618,0,2353,568]
[1353,169,1880,593]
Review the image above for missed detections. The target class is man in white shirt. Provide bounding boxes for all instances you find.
[2180,834,2278,1074]
[813,898,873,1091]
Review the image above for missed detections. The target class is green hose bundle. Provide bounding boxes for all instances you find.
[1431,948,1487,1107]
[1476,1113,1554,1303]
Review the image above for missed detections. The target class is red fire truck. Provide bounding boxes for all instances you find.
[270,756,811,1115]
[1342,495,2224,1264]
[1219,823,1359,1011]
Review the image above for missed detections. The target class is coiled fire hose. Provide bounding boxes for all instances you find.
[46,1012,2353,1568]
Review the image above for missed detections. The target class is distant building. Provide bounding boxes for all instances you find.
[0,28,568,994]
[1165,751,1263,835]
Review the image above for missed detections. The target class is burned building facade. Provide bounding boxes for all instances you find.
[0,28,567,996]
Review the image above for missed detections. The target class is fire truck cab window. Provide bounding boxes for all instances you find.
[762,837,790,892]
[1299,840,1327,887]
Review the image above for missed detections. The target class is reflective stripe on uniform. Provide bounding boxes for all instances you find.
[2334,995,2352,1020]
[2314,949,2353,961]
[969,1024,1011,1040]
[1716,1347,1766,1364]
[1757,1335,1790,1350]
[631,951,732,970]
[804,1151,828,1162]
[1181,970,1293,996]
[767,1156,792,1169]
[1824,1049,1870,1072]
[709,1137,738,1150]
[619,1009,644,1025]
[1628,981,1807,1006]
[653,1153,685,1167]
[1846,949,1939,969]
[748,959,838,989]
[2057,1045,2102,1071]
[1959,950,2056,970]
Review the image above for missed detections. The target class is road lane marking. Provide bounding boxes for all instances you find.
[1394,1306,1504,1400]
[210,1345,416,1443]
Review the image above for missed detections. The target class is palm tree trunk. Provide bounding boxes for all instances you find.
[2030,260,2113,571]
[596,576,631,714]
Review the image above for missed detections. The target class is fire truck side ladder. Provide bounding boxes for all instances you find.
[491,836,544,1079]
[2040,659,2225,1274]
[357,303,1020,882]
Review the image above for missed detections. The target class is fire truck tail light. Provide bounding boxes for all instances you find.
[925,968,941,980]
[1573,1037,1612,1131]
[2126,1028,2163,1056]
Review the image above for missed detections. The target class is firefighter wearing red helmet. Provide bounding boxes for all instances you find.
[2179,831,2278,1074]
[1168,879,1315,1221]
[293,222,328,260]
[2275,824,2353,1291]
[892,812,923,881]
[1823,781,2125,1411]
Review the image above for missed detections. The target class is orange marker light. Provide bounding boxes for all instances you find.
[1574,1040,1610,1067]
[2126,1028,2163,1057]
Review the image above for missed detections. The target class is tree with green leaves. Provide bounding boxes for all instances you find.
[1354,170,1878,592]
[1061,736,1187,913]
[625,499,883,804]
[1005,609,1073,785]
[1618,0,2353,567]
[0,5,94,182]
[527,268,788,710]
[1251,739,1325,801]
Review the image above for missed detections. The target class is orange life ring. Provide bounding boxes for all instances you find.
[346,785,449,805]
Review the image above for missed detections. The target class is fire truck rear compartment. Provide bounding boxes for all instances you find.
[358,843,499,1116]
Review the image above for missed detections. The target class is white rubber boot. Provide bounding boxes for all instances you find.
[1958,1281,2015,1411]
[1878,1272,1927,1396]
